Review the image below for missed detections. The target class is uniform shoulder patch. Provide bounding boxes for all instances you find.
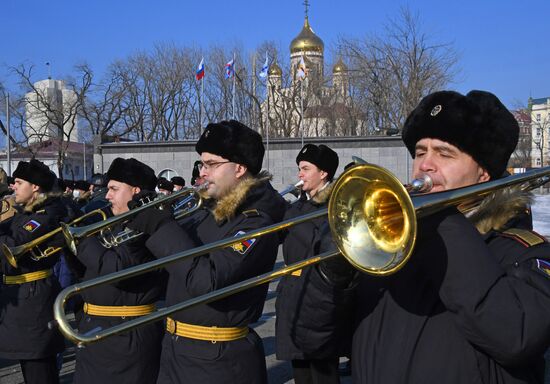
[23,219,41,232]
[242,209,260,218]
[230,230,257,254]
[501,228,547,248]
[535,259,550,278]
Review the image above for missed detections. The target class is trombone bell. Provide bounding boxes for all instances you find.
[328,164,416,275]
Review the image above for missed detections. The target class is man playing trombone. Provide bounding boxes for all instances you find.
[275,144,351,384]
[128,120,286,384]
[318,90,550,383]
[71,157,165,384]
[0,159,75,384]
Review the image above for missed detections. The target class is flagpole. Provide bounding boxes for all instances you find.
[300,79,304,147]
[201,79,203,134]
[252,53,256,126]
[232,52,236,120]
[266,80,270,172]
[201,75,205,130]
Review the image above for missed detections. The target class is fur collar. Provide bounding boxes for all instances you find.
[211,171,272,223]
[310,182,334,205]
[466,185,532,234]
[23,192,62,213]
[78,190,92,201]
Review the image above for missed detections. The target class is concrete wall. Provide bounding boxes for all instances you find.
[95,136,412,191]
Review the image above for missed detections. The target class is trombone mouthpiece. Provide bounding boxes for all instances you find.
[408,174,433,193]
[295,180,305,188]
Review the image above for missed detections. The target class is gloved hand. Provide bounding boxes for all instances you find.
[315,221,357,288]
[127,190,157,210]
[416,206,461,241]
[126,207,173,236]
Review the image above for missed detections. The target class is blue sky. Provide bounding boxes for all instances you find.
[3,0,549,108]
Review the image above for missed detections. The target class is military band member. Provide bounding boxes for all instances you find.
[82,174,109,215]
[0,159,75,384]
[276,144,352,384]
[157,178,174,196]
[128,120,286,383]
[190,160,203,186]
[318,90,550,383]
[170,176,185,191]
[73,180,91,209]
[72,157,165,384]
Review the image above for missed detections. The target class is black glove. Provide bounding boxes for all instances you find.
[127,190,157,210]
[126,208,174,236]
[315,221,357,288]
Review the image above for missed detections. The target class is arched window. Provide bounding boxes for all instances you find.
[158,168,178,180]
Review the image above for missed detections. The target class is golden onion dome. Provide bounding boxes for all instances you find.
[290,17,324,54]
[333,58,348,74]
[269,62,282,76]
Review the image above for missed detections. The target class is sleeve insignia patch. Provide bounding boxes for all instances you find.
[536,259,550,277]
[23,220,41,232]
[230,230,256,254]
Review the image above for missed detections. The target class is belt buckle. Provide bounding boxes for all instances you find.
[167,318,176,334]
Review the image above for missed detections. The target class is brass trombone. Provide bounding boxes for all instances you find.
[52,162,550,346]
[61,185,205,255]
[2,209,108,268]
[0,198,13,215]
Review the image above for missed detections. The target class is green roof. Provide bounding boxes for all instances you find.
[531,97,549,105]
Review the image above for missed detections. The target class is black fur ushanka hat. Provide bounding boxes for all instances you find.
[106,158,157,191]
[195,120,264,175]
[74,180,90,191]
[296,144,339,181]
[157,177,174,191]
[170,176,185,187]
[13,159,57,192]
[402,90,519,180]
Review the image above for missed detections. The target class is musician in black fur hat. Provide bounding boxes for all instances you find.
[128,120,286,384]
[275,143,349,384]
[82,173,109,214]
[0,159,78,384]
[170,176,185,191]
[295,143,339,198]
[157,177,174,196]
[316,90,550,384]
[72,157,165,384]
[402,90,519,185]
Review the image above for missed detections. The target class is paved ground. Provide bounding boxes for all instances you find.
[0,257,351,384]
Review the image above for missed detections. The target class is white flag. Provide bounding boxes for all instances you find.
[259,53,269,78]
[296,56,307,80]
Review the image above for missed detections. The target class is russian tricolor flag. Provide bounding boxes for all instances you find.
[196,57,205,81]
[225,59,235,79]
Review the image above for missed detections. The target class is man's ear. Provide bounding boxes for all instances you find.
[320,170,328,182]
[478,167,490,183]
[235,163,248,179]
[31,184,40,194]
[133,186,142,195]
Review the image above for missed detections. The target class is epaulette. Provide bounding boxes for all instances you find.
[242,209,260,218]
[500,228,547,247]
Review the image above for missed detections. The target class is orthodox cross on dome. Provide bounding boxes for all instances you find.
[303,0,310,18]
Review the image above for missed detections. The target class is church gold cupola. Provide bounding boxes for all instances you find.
[290,1,324,82]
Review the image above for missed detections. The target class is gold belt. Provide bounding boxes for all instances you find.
[3,269,52,284]
[83,303,156,317]
[166,317,249,342]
